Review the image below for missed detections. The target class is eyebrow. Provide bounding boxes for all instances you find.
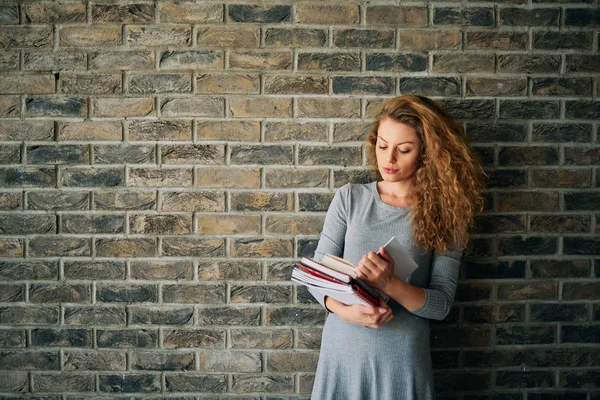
[377,136,414,145]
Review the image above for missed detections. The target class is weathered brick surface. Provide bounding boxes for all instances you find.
[0,0,597,397]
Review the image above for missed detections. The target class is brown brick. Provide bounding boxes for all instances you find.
[24,3,85,23]
[131,260,193,281]
[60,27,121,47]
[198,261,262,281]
[466,77,527,97]
[96,238,157,258]
[129,168,193,188]
[130,214,192,235]
[161,144,225,165]
[297,98,360,118]
[162,237,224,257]
[197,27,259,47]
[161,191,225,212]
[95,191,156,211]
[0,96,19,117]
[264,28,327,47]
[197,74,260,94]
[296,5,359,25]
[0,74,55,95]
[61,73,122,94]
[298,52,360,72]
[433,54,494,73]
[498,192,559,212]
[127,25,191,47]
[366,6,428,26]
[530,215,590,233]
[163,328,225,349]
[196,167,260,189]
[231,328,293,349]
[264,75,327,95]
[230,192,293,212]
[0,121,53,141]
[333,122,371,143]
[0,26,53,49]
[264,121,328,142]
[0,192,21,210]
[163,284,226,304]
[89,50,155,71]
[531,168,592,188]
[299,145,362,166]
[160,50,224,70]
[197,121,260,142]
[499,146,559,166]
[267,352,319,372]
[230,51,293,70]
[129,73,191,94]
[265,215,324,235]
[467,32,528,50]
[29,236,90,257]
[229,98,292,118]
[160,97,224,118]
[231,238,293,258]
[129,120,191,141]
[400,30,462,50]
[334,29,395,48]
[497,282,558,300]
[93,97,154,118]
[197,215,261,234]
[265,168,329,188]
[92,4,154,23]
[160,3,223,23]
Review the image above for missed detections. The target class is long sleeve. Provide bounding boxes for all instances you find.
[410,243,461,321]
[307,186,348,309]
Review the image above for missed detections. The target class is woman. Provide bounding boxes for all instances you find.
[308,95,485,399]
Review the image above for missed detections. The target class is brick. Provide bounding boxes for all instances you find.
[496,326,556,345]
[333,122,370,143]
[531,169,591,188]
[229,97,292,118]
[97,329,157,348]
[464,304,525,323]
[498,54,560,73]
[0,120,54,141]
[298,52,360,72]
[197,306,260,326]
[230,285,292,304]
[467,31,527,50]
[161,191,224,212]
[95,191,156,210]
[64,260,125,280]
[196,167,260,188]
[400,30,461,50]
[486,169,527,189]
[0,6,18,24]
[502,8,559,26]
[230,51,293,70]
[93,97,154,118]
[530,259,590,278]
[24,50,86,71]
[298,239,319,258]
[265,122,328,142]
[99,374,161,393]
[130,214,192,234]
[533,124,592,143]
[264,215,324,235]
[534,32,592,50]
[130,306,193,325]
[60,27,121,47]
[0,329,26,347]
[128,120,190,142]
[200,350,261,372]
[0,371,28,392]
[162,237,225,257]
[267,261,295,281]
[530,304,588,322]
[473,215,525,234]
[231,238,293,258]
[563,282,600,300]
[129,73,191,94]
[96,284,158,303]
[366,6,427,26]
[197,120,260,142]
[229,5,290,23]
[130,260,192,280]
[0,350,59,370]
[29,236,91,257]
[299,193,334,212]
[497,282,558,300]
[163,328,225,349]
[0,306,59,325]
[433,54,494,73]
[463,260,526,279]
[0,192,21,210]
[533,77,592,96]
[0,144,20,164]
[500,100,559,119]
[198,261,262,281]
[431,327,491,348]
[92,4,154,23]
[160,97,224,117]
[198,73,260,95]
[565,100,600,120]
[127,25,191,47]
[440,99,496,120]
[61,167,123,187]
[265,75,327,95]
[0,26,53,48]
[197,215,260,234]
[231,329,293,349]
[297,98,360,118]
[265,28,327,48]
[433,7,494,26]
[401,77,461,96]
[96,238,157,257]
[266,307,326,326]
[333,76,394,95]
[334,29,395,48]
[232,373,294,393]
[26,96,86,117]
[498,236,557,256]
[231,145,293,165]
[163,283,226,304]
[59,121,122,141]
[64,306,127,327]
[0,51,18,70]
[27,145,89,165]
[455,282,492,302]
[565,237,600,255]
[466,77,527,97]
[0,283,24,301]
[160,50,223,70]
[297,5,359,24]
[0,260,58,280]
[560,371,600,388]
[497,371,555,388]
[499,146,558,166]
[565,9,600,26]
[0,74,55,94]
[561,325,600,343]
[297,329,321,350]
[197,26,259,47]
[33,373,95,392]
[531,215,590,232]
[89,50,154,70]
[160,3,222,23]
[64,350,127,370]
[162,144,224,165]
[29,283,90,303]
[165,373,226,392]
[566,55,600,72]
[265,168,329,188]
[565,192,600,211]
[61,73,122,94]
[267,352,318,372]
[0,95,19,117]
[94,144,155,165]
[129,167,192,188]
[132,351,195,371]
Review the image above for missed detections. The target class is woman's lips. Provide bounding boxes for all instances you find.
[382,167,397,174]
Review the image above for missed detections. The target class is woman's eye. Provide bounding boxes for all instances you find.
[399,149,409,154]
[378,146,387,150]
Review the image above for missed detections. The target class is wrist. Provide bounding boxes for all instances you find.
[382,275,402,294]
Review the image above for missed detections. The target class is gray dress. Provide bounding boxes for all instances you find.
[308,182,462,400]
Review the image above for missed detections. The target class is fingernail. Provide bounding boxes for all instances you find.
[378,308,386,314]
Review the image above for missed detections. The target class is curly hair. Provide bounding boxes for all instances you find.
[366,95,485,253]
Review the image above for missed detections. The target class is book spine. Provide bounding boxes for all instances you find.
[352,284,379,307]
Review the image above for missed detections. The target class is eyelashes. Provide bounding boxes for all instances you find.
[378,146,410,154]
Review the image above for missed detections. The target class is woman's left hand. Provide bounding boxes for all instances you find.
[355,246,396,291]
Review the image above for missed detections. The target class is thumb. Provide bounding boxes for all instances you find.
[378,308,386,314]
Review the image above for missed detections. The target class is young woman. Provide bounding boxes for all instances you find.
[308,95,485,399]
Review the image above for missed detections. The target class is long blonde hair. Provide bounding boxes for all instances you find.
[366,95,485,253]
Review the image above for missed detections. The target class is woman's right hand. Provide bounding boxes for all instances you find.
[325,297,393,328]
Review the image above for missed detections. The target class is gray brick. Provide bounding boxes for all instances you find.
[334,29,394,48]
[0,26,53,48]
[31,328,92,347]
[0,237,24,257]
[130,260,192,280]
[265,28,327,47]
[0,214,55,234]
[160,50,224,69]
[231,329,293,349]
[94,144,155,164]
[61,167,123,187]
[0,283,24,301]
[229,5,290,23]
[162,144,224,165]
[163,283,226,304]
[232,373,294,393]
[160,3,223,23]
[0,167,56,187]
[130,306,193,325]
[433,54,494,73]
[198,261,262,281]
[533,32,592,50]
[0,120,54,141]
[230,285,292,304]
[0,6,18,24]
[89,50,154,70]
[0,51,18,69]
[165,373,226,392]
[127,25,191,47]
[267,352,318,372]
[97,329,158,348]
[64,306,126,326]
[92,4,154,23]
[161,191,225,212]
[467,32,527,50]
[0,371,28,392]
[434,7,494,26]
[25,51,87,71]
[163,329,225,349]
[0,192,21,210]
[264,75,327,95]
[298,52,360,72]
[0,329,26,347]
[96,238,157,257]
[29,283,90,303]
[0,260,58,280]
[366,54,427,72]
[99,373,161,393]
[26,96,86,117]
[27,190,89,211]
[401,77,460,96]
[129,73,191,94]
[230,51,293,70]
[96,284,158,303]
[266,307,326,326]
[29,236,91,257]
[128,168,192,188]
[231,145,294,165]
[0,306,59,325]
[132,351,195,371]
[161,97,225,118]
[61,214,124,234]
[130,214,192,234]
[32,373,95,392]
[0,350,59,370]
[61,73,122,94]
[95,191,156,210]
[265,168,329,188]
[162,237,224,257]
[197,307,261,326]
[200,351,261,372]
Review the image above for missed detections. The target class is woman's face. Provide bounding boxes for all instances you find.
[375,118,423,184]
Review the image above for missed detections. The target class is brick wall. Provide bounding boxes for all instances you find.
[0,0,598,398]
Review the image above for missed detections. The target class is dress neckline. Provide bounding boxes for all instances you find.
[369,181,411,212]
